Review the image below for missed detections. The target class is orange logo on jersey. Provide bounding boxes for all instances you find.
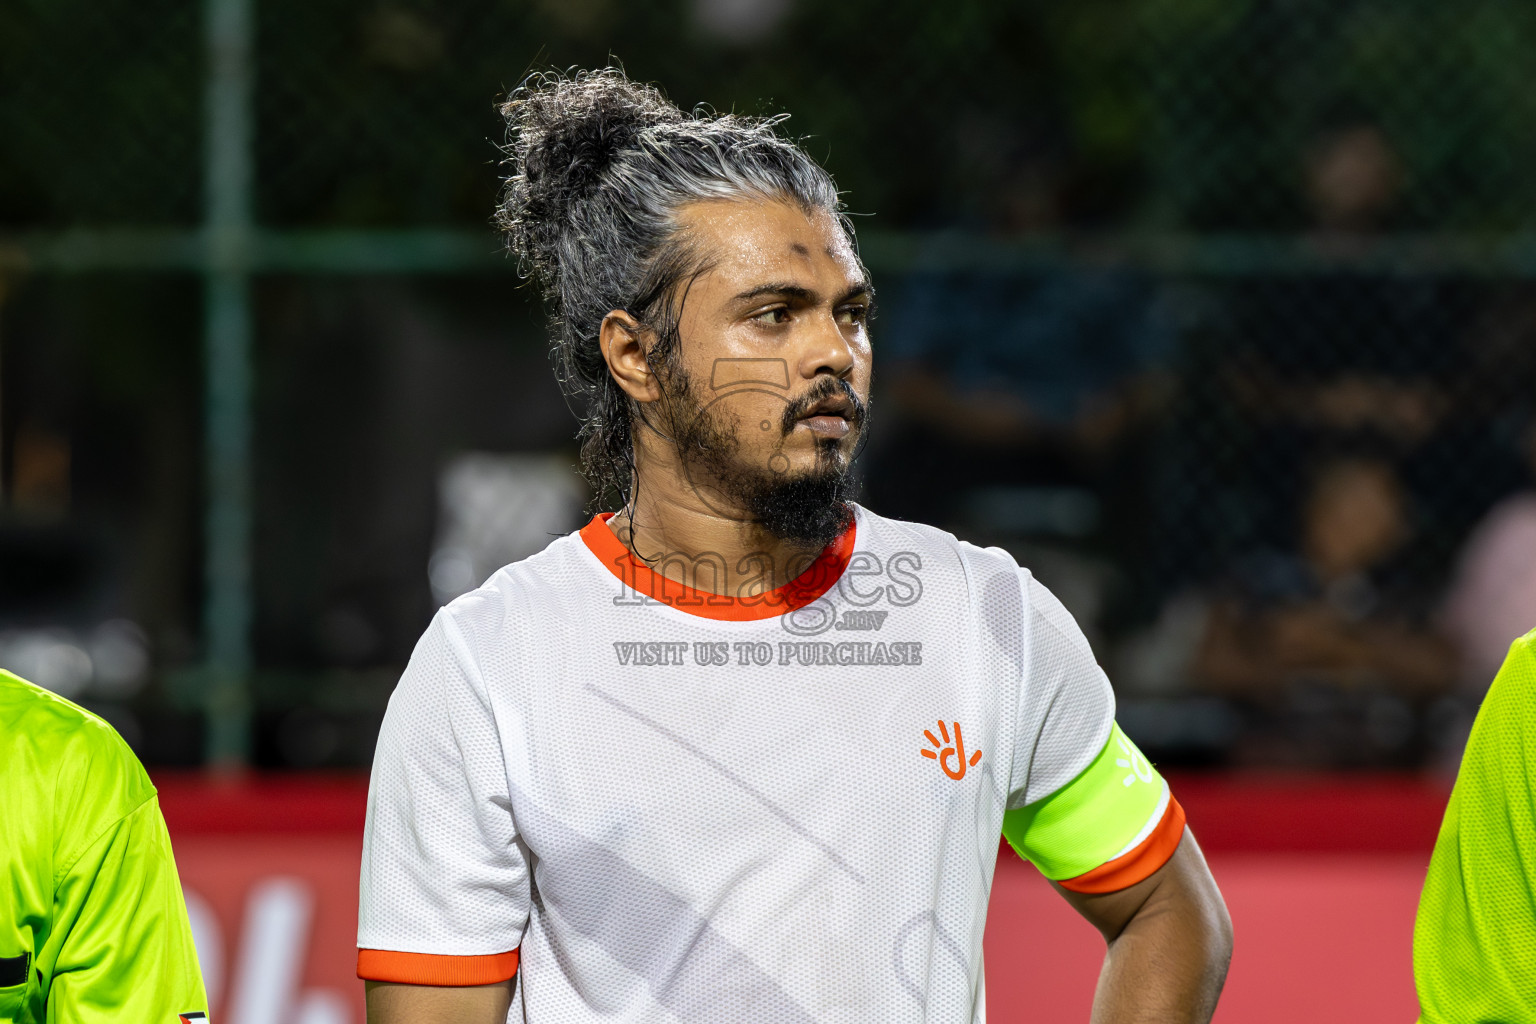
[921,720,982,780]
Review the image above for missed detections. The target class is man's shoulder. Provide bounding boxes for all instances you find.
[435,529,591,634]
[1498,628,1536,694]
[0,671,154,847]
[855,505,1026,579]
[0,670,142,768]
[855,506,1095,655]
[1462,629,1536,764]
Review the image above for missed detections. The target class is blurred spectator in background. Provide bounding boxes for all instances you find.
[874,265,1171,474]
[857,124,1171,653]
[1148,113,1468,706]
[1303,117,1403,241]
[1143,111,1471,624]
[1193,453,1454,766]
[1441,418,1536,691]
[1222,113,1459,452]
[863,121,1170,558]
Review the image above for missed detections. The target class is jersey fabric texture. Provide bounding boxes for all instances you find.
[1415,627,1536,1022]
[0,670,208,1024]
[358,505,1186,1022]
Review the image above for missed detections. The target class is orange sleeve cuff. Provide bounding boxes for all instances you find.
[357,947,519,986]
[1057,795,1188,894]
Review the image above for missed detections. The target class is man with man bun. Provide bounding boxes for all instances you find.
[357,67,1231,1022]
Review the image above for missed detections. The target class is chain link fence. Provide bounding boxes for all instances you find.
[3,0,1535,770]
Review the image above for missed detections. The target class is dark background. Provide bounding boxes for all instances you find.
[3,0,1535,771]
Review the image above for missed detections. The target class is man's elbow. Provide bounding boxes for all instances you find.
[1141,833,1234,981]
[1180,846,1234,987]
[1203,882,1235,977]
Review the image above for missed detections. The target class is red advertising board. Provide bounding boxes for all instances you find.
[160,777,372,1024]
[158,773,1446,1023]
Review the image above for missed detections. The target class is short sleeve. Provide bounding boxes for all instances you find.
[999,572,1187,893]
[358,609,529,985]
[1007,571,1116,808]
[47,797,209,1021]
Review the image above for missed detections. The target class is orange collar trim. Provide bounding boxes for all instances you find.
[578,512,857,622]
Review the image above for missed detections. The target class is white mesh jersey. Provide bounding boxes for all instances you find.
[359,504,1180,1022]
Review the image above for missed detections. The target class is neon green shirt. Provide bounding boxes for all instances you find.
[0,670,208,1023]
[1415,628,1536,1023]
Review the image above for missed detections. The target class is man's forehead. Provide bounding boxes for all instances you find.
[678,197,863,290]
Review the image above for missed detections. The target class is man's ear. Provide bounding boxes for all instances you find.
[599,310,662,404]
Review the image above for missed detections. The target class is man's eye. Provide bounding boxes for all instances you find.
[836,305,868,325]
[753,308,791,325]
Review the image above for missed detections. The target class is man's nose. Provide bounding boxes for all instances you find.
[798,310,857,381]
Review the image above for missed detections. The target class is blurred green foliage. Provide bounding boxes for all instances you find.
[0,0,201,224]
[8,0,1536,769]
[6,0,1536,232]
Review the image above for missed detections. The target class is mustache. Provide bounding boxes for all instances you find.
[779,377,867,437]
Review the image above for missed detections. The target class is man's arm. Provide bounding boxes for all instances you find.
[357,612,530,1017]
[1055,829,1232,1024]
[365,979,514,1023]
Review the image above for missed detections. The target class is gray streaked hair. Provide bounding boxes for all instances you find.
[495,66,857,507]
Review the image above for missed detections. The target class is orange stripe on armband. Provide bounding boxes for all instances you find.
[357,947,519,986]
[1058,796,1187,894]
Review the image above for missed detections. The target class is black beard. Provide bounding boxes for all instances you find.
[660,370,862,549]
[736,458,857,548]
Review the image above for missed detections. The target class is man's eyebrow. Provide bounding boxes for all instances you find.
[836,280,875,305]
[733,282,816,303]
[732,279,875,305]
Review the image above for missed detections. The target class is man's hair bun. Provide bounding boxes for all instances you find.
[498,68,682,284]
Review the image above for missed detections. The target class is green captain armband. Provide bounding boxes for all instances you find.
[1002,722,1184,893]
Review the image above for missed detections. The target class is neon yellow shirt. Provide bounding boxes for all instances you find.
[0,670,208,1023]
[1415,628,1536,1022]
